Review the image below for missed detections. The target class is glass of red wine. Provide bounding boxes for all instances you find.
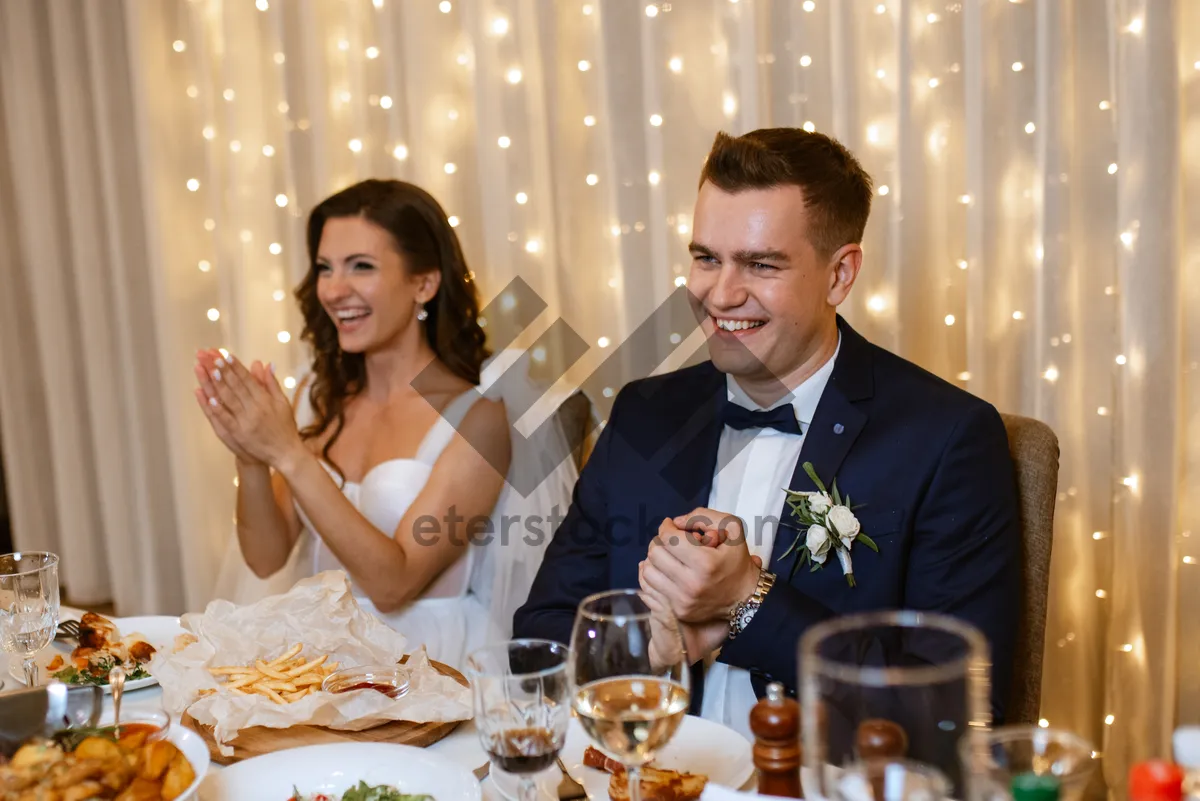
[466,639,572,801]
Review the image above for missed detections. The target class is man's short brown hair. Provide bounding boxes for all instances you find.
[698,128,874,258]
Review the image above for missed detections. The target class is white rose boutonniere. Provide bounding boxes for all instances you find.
[781,462,879,587]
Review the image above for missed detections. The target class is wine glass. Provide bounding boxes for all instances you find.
[800,610,990,801]
[466,639,572,801]
[569,589,691,801]
[0,552,60,687]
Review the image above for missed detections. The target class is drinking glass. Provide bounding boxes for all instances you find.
[800,610,990,800]
[570,589,691,801]
[0,552,60,687]
[963,725,1096,801]
[466,639,572,801]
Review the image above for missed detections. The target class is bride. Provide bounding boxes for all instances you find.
[194,179,577,669]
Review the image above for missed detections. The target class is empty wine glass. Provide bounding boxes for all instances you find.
[570,589,691,801]
[0,552,60,687]
[466,639,572,801]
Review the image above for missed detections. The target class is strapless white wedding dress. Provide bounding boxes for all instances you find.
[211,350,581,672]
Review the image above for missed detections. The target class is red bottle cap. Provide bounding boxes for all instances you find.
[1129,760,1184,801]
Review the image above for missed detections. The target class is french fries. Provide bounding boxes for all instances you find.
[202,643,339,703]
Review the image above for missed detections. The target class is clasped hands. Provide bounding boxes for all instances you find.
[193,349,305,471]
[638,509,764,670]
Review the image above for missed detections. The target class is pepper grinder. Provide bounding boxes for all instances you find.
[750,682,802,798]
[856,718,909,800]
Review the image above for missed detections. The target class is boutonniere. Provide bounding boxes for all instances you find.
[780,462,878,587]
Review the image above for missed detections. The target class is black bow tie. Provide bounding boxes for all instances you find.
[720,400,802,435]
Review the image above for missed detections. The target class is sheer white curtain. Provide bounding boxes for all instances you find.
[0,0,1197,788]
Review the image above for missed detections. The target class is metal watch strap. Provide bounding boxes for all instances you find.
[728,569,776,640]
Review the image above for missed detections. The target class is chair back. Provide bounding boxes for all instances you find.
[1000,413,1059,725]
[553,390,597,470]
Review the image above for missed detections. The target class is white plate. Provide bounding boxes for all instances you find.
[491,715,755,801]
[10,614,184,693]
[198,742,482,801]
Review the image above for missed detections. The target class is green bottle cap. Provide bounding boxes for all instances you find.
[1011,772,1061,801]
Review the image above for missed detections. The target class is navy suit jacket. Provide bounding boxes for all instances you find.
[513,316,1021,725]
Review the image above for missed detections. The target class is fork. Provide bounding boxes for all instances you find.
[55,619,81,641]
[555,757,588,801]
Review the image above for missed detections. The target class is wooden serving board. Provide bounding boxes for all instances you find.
[182,656,470,766]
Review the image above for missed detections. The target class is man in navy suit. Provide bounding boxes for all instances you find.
[513,128,1020,740]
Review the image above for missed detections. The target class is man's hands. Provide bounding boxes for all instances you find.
[638,508,765,667]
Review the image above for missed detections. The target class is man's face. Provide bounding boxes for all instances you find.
[687,181,844,390]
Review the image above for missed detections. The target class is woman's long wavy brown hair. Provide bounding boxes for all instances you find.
[295,179,489,474]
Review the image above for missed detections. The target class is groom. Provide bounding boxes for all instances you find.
[513,128,1020,736]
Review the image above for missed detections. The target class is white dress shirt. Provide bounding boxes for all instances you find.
[698,337,840,741]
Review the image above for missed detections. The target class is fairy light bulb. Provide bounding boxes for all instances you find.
[878,185,890,196]
[803,0,816,10]
[498,136,511,148]
[650,114,663,126]
[803,121,816,132]
[874,3,885,12]
[867,295,886,313]
[586,174,599,186]
[525,239,541,253]
[186,85,199,98]
[1105,715,1115,725]
[491,16,509,35]
[186,178,200,191]
[928,78,940,88]
[269,243,283,255]
[800,55,812,67]
[1099,100,1112,110]
[207,308,220,321]
[648,171,661,185]
[674,276,687,287]
[515,192,528,204]
[1126,17,1143,34]
[380,96,393,109]
[202,126,214,140]
[723,93,738,117]
[957,259,968,270]
[229,140,242,153]
[263,145,275,157]
[444,162,457,174]
[273,290,286,301]
[348,138,363,152]
[274,52,286,65]
[448,216,460,227]
[1096,590,1108,598]
[1039,719,1049,728]
[173,40,187,52]
[256,0,268,8]
[1012,311,1024,320]
[506,68,523,84]
[283,376,297,389]
[199,260,211,272]
[944,314,955,326]
[578,60,591,71]
[1025,122,1036,133]
[1108,163,1118,174]
[584,115,597,127]
[1011,62,1024,72]
[439,1,452,11]
[1043,366,1059,382]
[669,57,683,73]
[597,336,611,348]
[926,12,939,22]
[365,46,380,59]
[277,331,291,343]
[645,5,659,17]
[223,89,235,101]
[275,194,288,207]
[393,144,408,160]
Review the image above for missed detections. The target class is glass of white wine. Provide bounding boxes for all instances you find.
[0,552,60,687]
[569,589,691,801]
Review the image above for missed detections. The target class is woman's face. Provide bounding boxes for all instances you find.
[314,216,438,354]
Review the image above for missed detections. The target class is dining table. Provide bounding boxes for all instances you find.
[0,607,510,801]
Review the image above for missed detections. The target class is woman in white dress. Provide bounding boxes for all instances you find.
[193,179,575,669]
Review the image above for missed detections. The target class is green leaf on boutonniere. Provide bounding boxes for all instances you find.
[831,478,843,508]
[802,461,828,494]
[856,532,879,553]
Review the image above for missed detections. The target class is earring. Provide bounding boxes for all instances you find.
[416,303,428,322]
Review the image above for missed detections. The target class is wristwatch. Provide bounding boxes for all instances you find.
[728,569,776,639]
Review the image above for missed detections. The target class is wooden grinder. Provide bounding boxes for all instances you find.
[856,719,909,800]
[750,682,802,798]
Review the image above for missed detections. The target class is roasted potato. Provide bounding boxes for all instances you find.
[115,777,163,801]
[61,779,105,801]
[160,751,196,801]
[136,741,177,782]
[10,741,63,770]
[73,736,123,763]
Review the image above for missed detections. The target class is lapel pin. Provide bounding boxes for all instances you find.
[833,423,845,434]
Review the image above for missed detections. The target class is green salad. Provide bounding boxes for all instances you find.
[51,656,151,686]
[288,782,435,801]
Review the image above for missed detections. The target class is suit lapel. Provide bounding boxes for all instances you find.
[769,317,875,573]
[658,369,727,511]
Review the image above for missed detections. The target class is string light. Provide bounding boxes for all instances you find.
[878,185,890,196]
[1123,474,1139,490]
[1105,715,1115,726]
[444,162,457,174]
[874,3,886,12]
[202,126,214,140]
[800,55,812,67]
[584,115,597,127]
[674,276,687,287]
[498,136,511,148]
[204,219,215,231]
[645,5,659,18]
[448,216,460,227]
[926,12,939,23]
[723,93,738,117]
[393,145,409,160]
[230,140,242,153]
[1125,17,1144,34]
[867,295,887,313]
[525,239,541,253]
[1093,531,1105,540]
[586,174,599,185]
[802,121,816,132]
[876,68,886,79]
[277,331,291,343]
[284,376,297,390]
[803,0,816,9]
[491,17,509,35]
[173,40,187,53]
[928,78,940,88]
[1184,556,1196,565]
[1043,366,1059,382]
[648,171,661,186]
[958,194,973,205]
[223,89,235,101]
[337,39,349,51]
[199,260,211,272]
[956,259,968,270]
[1099,100,1112,110]
[1038,719,1049,728]
[597,336,611,348]
[578,60,591,71]
[1025,122,1036,133]
[365,46,380,59]
[583,4,593,15]
[650,114,663,126]
[1012,311,1024,320]
[1121,643,1134,652]
[186,178,200,191]
[272,290,286,301]
[1096,590,1108,598]
[269,243,283,255]
[1116,354,1127,365]
[669,56,683,73]
[380,95,393,109]
[255,0,268,10]
[439,0,452,11]
[275,194,288,207]
[957,372,971,381]
[274,52,285,65]
[1011,62,1024,72]
[207,308,220,321]
[277,102,289,113]
[944,315,955,326]
[240,230,253,243]
[348,138,363,152]
[507,68,523,84]
[515,192,528,204]
[186,85,199,98]
[263,145,275,157]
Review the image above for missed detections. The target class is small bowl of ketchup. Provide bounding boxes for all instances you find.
[321,665,410,700]
[98,707,171,749]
